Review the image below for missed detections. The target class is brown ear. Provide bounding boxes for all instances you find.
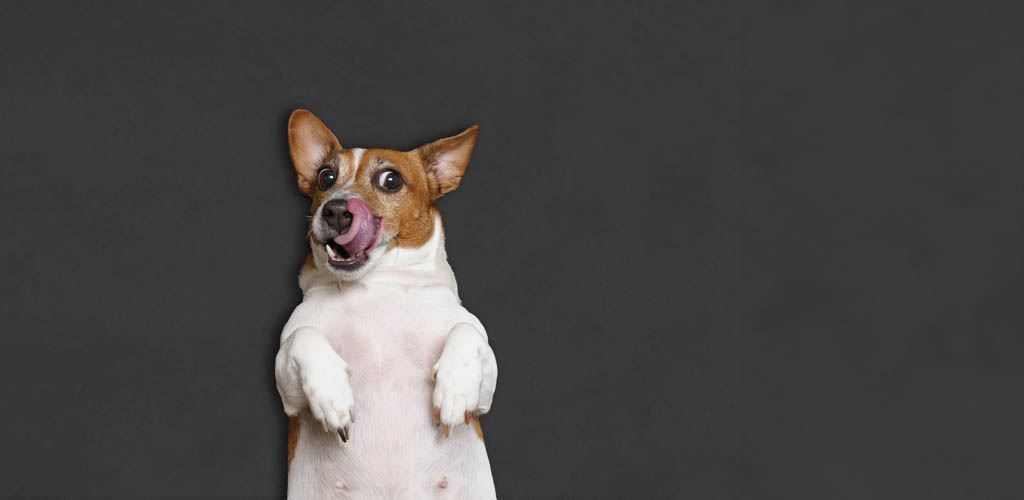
[288,109,341,195]
[416,125,479,199]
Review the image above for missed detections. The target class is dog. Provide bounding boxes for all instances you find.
[274,109,499,499]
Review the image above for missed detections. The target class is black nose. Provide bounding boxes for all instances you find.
[321,199,353,233]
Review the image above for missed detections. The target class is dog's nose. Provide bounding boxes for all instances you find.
[321,199,353,233]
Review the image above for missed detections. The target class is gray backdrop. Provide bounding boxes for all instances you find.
[1,1,1022,499]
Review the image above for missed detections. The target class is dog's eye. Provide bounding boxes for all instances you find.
[376,169,403,192]
[317,167,337,190]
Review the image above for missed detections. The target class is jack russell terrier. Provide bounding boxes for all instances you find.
[274,109,499,499]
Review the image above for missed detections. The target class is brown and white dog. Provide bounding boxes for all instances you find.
[274,110,498,499]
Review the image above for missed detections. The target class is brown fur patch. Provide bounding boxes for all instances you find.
[287,416,300,466]
[350,148,438,248]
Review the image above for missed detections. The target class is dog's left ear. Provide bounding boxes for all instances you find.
[416,125,479,199]
[288,109,342,195]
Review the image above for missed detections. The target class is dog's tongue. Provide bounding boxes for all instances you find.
[332,198,376,254]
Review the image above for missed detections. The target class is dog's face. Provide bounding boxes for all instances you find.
[287,109,478,280]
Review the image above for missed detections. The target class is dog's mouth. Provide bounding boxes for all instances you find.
[322,200,384,270]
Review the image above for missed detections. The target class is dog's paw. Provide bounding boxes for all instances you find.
[432,354,483,433]
[301,359,356,442]
[432,324,494,435]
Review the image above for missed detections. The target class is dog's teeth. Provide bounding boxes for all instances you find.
[325,244,337,258]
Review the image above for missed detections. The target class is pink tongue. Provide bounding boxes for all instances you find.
[332,198,376,254]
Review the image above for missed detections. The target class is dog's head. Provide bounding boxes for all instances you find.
[287,109,478,281]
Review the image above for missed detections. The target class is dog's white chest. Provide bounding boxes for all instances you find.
[321,287,457,377]
[286,284,495,499]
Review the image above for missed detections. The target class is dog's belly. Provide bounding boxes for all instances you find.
[288,288,495,499]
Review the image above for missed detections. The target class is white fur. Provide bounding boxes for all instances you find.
[276,214,498,499]
[343,148,365,187]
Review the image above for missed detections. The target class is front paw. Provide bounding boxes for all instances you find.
[301,361,356,442]
[432,354,483,433]
[431,324,494,433]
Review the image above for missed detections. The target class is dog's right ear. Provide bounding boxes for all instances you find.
[288,109,342,195]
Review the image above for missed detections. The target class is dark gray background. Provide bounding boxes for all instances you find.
[1,1,1021,498]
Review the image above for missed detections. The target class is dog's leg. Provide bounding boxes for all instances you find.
[275,326,355,440]
[432,322,498,433]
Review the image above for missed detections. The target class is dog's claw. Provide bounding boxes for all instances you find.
[338,427,349,443]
